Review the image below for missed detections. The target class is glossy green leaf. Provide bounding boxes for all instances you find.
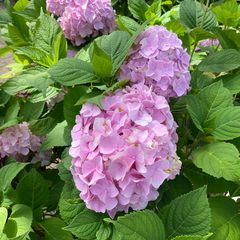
[187,81,232,131]
[128,0,149,21]
[41,121,69,150]
[48,58,100,86]
[198,49,240,73]
[16,169,48,209]
[180,0,217,30]
[64,210,102,240]
[113,210,165,240]
[193,142,240,182]
[39,218,73,240]
[209,197,240,240]
[161,186,210,239]
[207,107,240,140]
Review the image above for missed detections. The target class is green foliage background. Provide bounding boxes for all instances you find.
[0,0,240,239]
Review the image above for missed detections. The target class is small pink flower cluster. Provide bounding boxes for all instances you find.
[0,122,51,166]
[46,0,69,16]
[70,84,181,217]
[196,38,219,51]
[47,0,116,46]
[119,26,191,99]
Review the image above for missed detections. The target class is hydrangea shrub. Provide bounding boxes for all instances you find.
[0,0,240,239]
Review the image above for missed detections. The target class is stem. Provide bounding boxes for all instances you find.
[190,41,198,62]
[187,132,203,158]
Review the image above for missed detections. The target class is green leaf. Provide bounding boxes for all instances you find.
[128,0,149,21]
[15,47,53,67]
[29,117,58,135]
[20,102,44,121]
[187,81,232,131]
[95,20,150,76]
[8,24,28,46]
[161,186,210,239]
[198,49,240,73]
[193,142,240,182]
[117,16,140,35]
[16,169,48,209]
[179,0,217,30]
[213,0,240,28]
[0,119,18,132]
[39,218,73,240]
[209,197,240,240]
[96,223,111,240]
[52,32,67,62]
[29,86,59,103]
[170,234,212,240]
[220,73,240,94]
[207,107,240,140]
[63,86,86,126]
[4,99,20,123]
[94,31,131,75]
[113,210,165,240]
[64,210,102,240]
[13,0,29,11]
[90,42,112,78]
[189,28,215,42]
[33,12,61,56]
[160,175,193,207]
[2,67,52,96]
[0,162,28,193]
[183,162,233,194]
[59,197,85,225]
[0,46,11,57]
[3,204,32,239]
[0,207,8,233]
[48,58,100,86]
[212,28,239,50]
[41,121,69,150]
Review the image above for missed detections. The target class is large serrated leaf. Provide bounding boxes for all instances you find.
[180,0,217,30]
[193,142,240,182]
[128,0,149,21]
[207,107,240,140]
[16,169,48,209]
[64,210,102,240]
[39,217,73,240]
[198,49,240,73]
[209,197,240,240]
[48,58,100,86]
[0,162,28,193]
[187,81,232,131]
[161,186,210,239]
[113,210,165,240]
[3,204,32,239]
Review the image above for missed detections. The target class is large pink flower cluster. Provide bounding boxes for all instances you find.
[70,84,181,216]
[51,0,116,46]
[118,26,191,99]
[0,122,51,166]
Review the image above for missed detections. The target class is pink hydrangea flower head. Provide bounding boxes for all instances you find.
[70,84,181,217]
[0,122,41,158]
[118,25,191,99]
[0,122,51,166]
[46,0,69,16]
[196,38,219,51]
[59,0,116,46]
